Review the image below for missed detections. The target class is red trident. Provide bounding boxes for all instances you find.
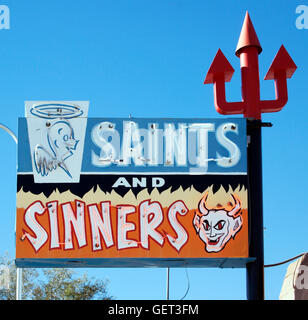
[204,12,297,119]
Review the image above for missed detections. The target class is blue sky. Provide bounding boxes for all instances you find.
[0,0,307,300]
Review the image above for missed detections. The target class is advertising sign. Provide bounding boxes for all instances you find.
[16,102,251,268]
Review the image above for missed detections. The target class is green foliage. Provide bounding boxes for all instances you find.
[0,256,112,300]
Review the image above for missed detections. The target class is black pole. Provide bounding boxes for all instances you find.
[246,119,265,300]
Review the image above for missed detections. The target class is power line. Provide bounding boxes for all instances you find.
[180,268,190,300]
[264,253,306,268]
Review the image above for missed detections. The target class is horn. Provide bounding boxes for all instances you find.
[198,192,209,215]
[227,194,241,216]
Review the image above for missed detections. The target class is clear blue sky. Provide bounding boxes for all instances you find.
[0,0,307,300]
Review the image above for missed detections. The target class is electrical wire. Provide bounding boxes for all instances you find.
[172,254,305,300]
[179,267,190,300]
[176,254,305,300]
[264,253,306,268]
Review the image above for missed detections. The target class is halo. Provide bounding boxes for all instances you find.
[30,103,83,119]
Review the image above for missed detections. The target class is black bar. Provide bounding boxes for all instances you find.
[246,119,265,300]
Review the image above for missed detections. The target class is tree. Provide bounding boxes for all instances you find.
[32,268,112,300]
[0,256,112,300]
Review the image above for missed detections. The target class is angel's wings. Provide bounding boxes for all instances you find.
[33,145,59,177]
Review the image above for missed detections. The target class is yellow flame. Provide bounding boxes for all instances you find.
[17,185,247,210]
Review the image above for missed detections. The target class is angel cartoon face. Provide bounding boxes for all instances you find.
[34,120,79,178]
[193,193,243,253]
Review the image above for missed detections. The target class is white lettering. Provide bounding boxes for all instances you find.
[24,201,48,252]
[148,123,163,165]
[139,200,164,249]
[112,177,131,188]
[152,177,165,188]
[112,176,165,188]
[88,201,114,251]
[91,122,120,166]
[62,201,87,249]
[90,120,243,172]
[117,205,138,250]
[164,123,187,166]
[46,201,60,249]
[188,123,214,172]
[122,121,146,166]
[167,201,188,252]
[132,177,146,188]
[216,123,240,167]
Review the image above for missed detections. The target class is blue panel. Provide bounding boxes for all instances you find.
[18,117,247,175]
[82,118,247,174]
[17,118,32,173]
[15,257,255,269]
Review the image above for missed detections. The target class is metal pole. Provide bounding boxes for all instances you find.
[16,267,22,300]
[166,267,170,300]
[0,123,17,144]
[0,123,21,300]
[246,119,265,300]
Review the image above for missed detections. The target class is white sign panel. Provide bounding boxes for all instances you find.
[25,101,89,183]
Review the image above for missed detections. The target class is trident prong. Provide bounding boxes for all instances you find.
[204,12,297,120]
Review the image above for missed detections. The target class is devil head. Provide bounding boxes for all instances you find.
[193,193,243,253]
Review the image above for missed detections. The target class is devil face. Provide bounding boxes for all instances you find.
[195,209,242,252]
[193,193,243,253]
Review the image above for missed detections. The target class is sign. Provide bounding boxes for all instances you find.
[15,101,251,268]
[24,101,89,183]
